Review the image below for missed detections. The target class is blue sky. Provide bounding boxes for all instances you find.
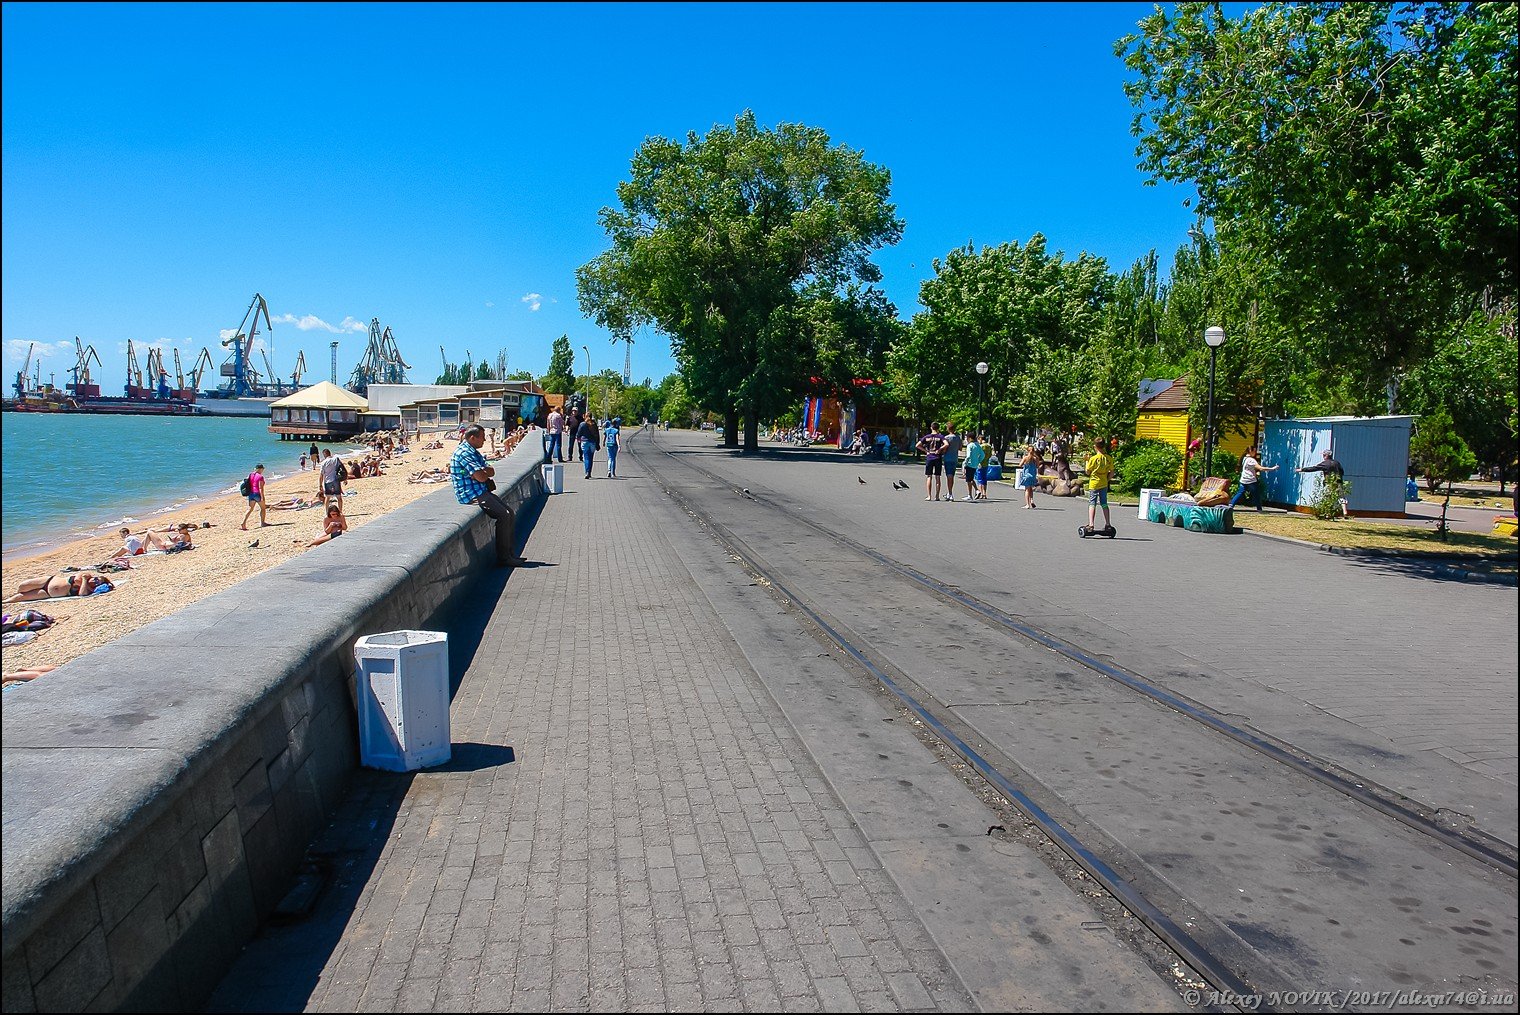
[2,2,1205,395]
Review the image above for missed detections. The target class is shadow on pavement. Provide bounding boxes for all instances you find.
[1340,555,1518,587]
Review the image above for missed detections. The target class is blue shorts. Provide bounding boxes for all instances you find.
[944,457,958,476]
[247,493,261,503]
[1087,487,1109,506]
[974,466,988,485]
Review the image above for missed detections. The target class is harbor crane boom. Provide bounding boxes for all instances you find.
[290,350,307,388]
[173,349,185,389]
[221,293,273,397]
[14,342,35,399]
[188,348,214,391]
[125,340,143,393]
[70,339,102,394]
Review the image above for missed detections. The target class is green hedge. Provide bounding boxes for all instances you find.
[1115,440,1184,494]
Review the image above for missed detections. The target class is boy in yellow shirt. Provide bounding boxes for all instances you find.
[1085,438,1114,534]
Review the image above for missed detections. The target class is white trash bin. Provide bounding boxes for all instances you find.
[355,631,451,771]
[542,463,564,494]
[1139,488,1164,521]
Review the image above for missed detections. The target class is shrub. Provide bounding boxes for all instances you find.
[1188,448,1238,488]
[1308,474,1351,520]
[1115,439,1184,494]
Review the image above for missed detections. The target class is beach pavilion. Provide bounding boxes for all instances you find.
[267,381,368,441]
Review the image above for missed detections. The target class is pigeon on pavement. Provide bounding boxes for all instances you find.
[857,476,867,485]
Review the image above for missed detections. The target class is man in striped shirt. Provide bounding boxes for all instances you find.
[451,425,526,568]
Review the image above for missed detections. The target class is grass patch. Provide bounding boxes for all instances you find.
[1410,491,1514,510]
[1237,512,1516,556]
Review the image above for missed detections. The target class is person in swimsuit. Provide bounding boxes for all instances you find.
[5,573,107,603]
[111,527,168,559]
[297,504,348,547]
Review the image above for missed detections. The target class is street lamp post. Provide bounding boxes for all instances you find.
[1203,326,1226,481]
[581,345,591,417]
[975,361,989,441]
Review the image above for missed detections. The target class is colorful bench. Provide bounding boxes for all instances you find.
[1148,496,1234,533]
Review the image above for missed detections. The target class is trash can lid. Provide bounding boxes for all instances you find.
[359,631,446,647]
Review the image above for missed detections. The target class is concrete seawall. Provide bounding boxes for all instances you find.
[1,442,547,1012]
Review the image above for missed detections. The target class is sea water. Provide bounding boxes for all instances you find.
[0,413,327,559]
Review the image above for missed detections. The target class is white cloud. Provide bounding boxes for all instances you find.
[521,293,543,312]
[485,301,495,308]
[219,328,239,341]
[6,338,66,360]
[271,313,367,333]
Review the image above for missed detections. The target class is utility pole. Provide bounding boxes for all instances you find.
[330,342,339,385]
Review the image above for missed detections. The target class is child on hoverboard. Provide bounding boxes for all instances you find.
[1079,438,1116,538]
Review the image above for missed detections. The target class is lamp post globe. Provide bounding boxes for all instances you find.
[1203,326,1226,481]
[974,362,989,442]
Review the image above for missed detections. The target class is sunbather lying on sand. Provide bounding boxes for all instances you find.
[2,664,58,684]
[269,496,317,510]
[5,573,110,603]
[111,527,168,559]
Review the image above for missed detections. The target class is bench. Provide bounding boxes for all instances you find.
[1148,496,1234,533]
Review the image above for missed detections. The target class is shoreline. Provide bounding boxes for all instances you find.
[1,444,464,675]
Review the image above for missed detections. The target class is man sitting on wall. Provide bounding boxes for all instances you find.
[451,424,527,568]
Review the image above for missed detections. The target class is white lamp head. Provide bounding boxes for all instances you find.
[1204,326,1226,349]
[975,361,989,375]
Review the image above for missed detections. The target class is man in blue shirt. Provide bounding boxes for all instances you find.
[451,425,526,567]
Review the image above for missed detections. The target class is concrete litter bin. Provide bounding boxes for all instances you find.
[1139,488,1164,521]
[542,463,564,494]
[355,630,451,771]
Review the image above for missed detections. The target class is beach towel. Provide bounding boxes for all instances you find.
[3,631,38,647]
[87,580,115,596]
[2,609,56,633]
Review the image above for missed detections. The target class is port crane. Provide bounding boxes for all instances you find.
[220,293,273,397]
[125,340,145,395]
[289,350,307,389]
[143,347,173,398]
[69,339,103,397]
[13,342,35,400]
[188,348,214,391]
[348,318,409,394]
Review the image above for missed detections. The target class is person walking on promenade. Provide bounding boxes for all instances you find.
[240,464,268,530]
[1017,446,1042,509]
[1085,438,1114,532]
[1229,446,1278,511]
[942,422,963,502]
[605,417,622,478]
[576,412,602,479]
[546,404,565,464]
[566,407,582,462]
[917,422,946,502]
[961,433,985,501]
[319,449,345,515]
[451,424,525,567]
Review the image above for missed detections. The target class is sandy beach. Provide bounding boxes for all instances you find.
[1,444,472,676]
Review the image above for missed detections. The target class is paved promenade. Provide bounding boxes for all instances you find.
[210,442,1185,1013]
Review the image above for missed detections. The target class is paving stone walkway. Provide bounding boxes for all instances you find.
[211,461,974,1013]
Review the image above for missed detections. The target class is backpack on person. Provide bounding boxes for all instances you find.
[239,474,252,497]
[335,459,348,481]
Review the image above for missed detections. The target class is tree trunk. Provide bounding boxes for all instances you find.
[744,412,759,452]
[723,407,739,448]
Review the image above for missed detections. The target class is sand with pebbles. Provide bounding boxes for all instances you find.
[1,447,466,675]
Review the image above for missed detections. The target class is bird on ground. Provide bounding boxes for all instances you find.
[248,538,260,548]
[857,476,867,485]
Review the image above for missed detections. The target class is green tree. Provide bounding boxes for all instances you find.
[577,110,902,451]
[1409,407,1480,536]
[1403,300,1519,491]
[1120,2,1519,406]
[541,335,576,395]
[893,236,1107,459]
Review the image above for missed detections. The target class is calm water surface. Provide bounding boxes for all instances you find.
[1,413,324,558]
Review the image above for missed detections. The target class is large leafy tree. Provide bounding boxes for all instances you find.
[540,335,577,395]
[893,236,1107,457]
[1120,2,1519,408]
[577,111,902,450]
